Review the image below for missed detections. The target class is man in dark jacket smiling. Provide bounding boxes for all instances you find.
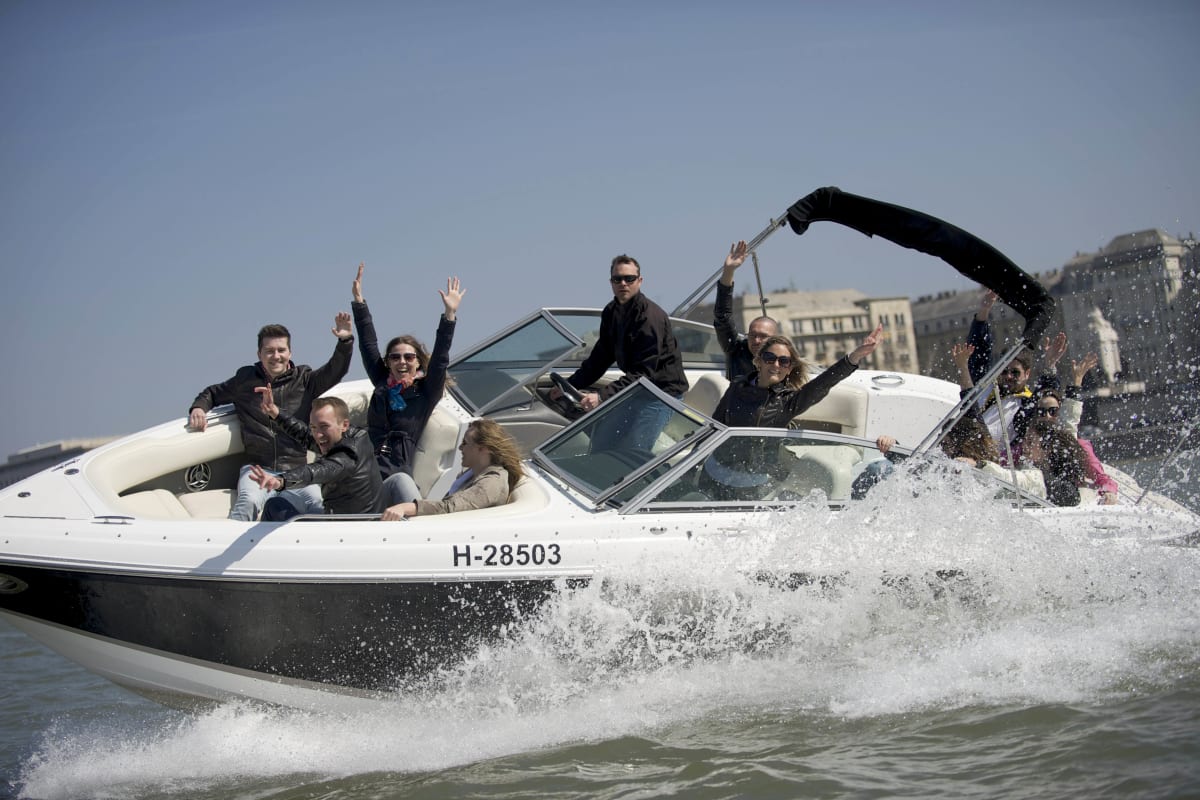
[249,393,383,520]
[188,314,354,520]
[560,254,689,452]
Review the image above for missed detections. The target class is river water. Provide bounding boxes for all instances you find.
[3,453,1198,800]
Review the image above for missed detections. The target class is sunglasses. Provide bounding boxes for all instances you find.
[759,352,793,368]
[609,274,639,285]
[1037,406,1060,416]
[387,352,419,362]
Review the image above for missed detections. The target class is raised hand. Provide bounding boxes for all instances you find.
[332,311,353,340]
[725,241,748,270]
[1041,332,1068,369]
[254,385,279,419]
[950,342,975,371]
[848,322,884,366]
[439,276,466,321]
[352,262,365,304]
[977,289,998,321]
[1072,352,1099,387]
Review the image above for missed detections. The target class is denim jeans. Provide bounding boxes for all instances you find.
[381,471,422,506]
[228,464,323,522]
[589,396,674,454]
[262,488,326,521]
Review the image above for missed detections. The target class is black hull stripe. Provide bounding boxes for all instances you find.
[0,564,583,691]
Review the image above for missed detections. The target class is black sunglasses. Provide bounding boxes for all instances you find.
[609,274,639,285]
[387,352,419,362]
[1037,406,1060,416]
[760,352,793,368]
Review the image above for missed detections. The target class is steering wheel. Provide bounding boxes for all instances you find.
[549,372,585,412]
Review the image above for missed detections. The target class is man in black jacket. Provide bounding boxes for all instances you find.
[188,314,354,520]
[249,394,383,520]
[714,240,780,382]
[560,254,689,452]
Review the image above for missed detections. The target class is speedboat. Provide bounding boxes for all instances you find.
[1,188,1194,712]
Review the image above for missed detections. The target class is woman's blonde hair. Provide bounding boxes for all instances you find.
[754,335,809,389]
[468,418,524,491]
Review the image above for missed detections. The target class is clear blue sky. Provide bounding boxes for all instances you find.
[2,0,1197,457]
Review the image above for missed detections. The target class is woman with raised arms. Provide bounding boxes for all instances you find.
[351,263,464,505]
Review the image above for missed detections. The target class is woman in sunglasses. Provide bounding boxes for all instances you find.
[351,263,465,505]
[712,325,883,429]
[699,326,882,500]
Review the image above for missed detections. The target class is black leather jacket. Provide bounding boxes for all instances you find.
[713,281,757,383]
[189,338,353,472]
[567,292,689,399]
[274,416,383,515]
[713,356,858,428]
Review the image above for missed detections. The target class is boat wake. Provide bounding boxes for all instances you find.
[18,467,1200,799]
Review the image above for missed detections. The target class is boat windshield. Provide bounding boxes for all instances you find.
[550,310,727,371]
[533,380,713,503]
[448,308,727,415]
[448,311,584,414]
[538,392,1052,512]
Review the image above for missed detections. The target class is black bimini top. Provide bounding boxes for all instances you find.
[785,186,1055,346]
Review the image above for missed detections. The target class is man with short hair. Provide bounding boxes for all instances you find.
[188,314,354,521]
[714,240,780,382]
[560,254,689,451]
[249,392,383,520]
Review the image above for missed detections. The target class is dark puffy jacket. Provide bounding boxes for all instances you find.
[713,356,858,428]
[274,415,383,515]
[189,338,353,472]
[567,292,689,399]
[351,300,454,478]
[713,281,757,383]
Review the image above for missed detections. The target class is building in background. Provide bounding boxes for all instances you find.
[691,288,919,373]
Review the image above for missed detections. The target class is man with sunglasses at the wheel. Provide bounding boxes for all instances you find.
[552,254,689,453]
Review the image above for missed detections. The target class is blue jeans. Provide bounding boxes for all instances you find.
[263,488,326,521]
[229,464,323,522]
[381,471,422,506]
[589,396,674,455]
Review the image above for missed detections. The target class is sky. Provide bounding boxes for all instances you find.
[1,0,1197,458]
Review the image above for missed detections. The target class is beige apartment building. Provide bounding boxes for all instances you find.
[697,288,920,373]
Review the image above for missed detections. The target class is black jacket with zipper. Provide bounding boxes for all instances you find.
[273,415,383,515]
[188,337,353,472]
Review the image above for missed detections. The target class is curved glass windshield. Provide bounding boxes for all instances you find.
[551,311,727,370]
[534,381,711,501]
[448,311,583,414]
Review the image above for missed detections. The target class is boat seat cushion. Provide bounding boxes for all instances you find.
[411,404,464,497]
[430,476,549,520]
[118,489,192,520]
[177,489,235,519]
[684,372,729,416]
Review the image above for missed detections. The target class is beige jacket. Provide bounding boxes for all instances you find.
[414,464,511,516]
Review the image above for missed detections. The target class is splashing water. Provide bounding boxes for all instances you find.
[18,465,1200,799]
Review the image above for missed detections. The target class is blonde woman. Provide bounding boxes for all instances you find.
[381,419,523,521]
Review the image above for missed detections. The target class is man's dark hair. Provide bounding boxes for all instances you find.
[1012,349,1034,372]
[610,255,640,276]
[258,324,291,350]
[312,396,350,423]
